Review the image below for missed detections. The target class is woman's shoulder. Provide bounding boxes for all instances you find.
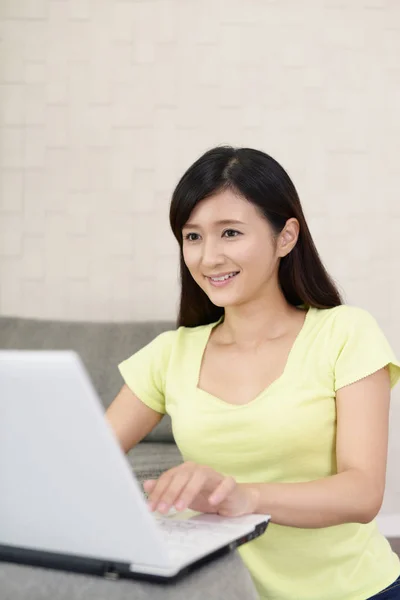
[174,320,218,343]
[150,320,217,349]
[311,306,400,390]
[310,304,395,363]
[311,304,378,330]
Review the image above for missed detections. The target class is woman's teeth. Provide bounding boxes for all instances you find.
[210,272,238,282]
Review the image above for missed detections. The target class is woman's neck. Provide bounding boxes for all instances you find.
[217,300,306,350]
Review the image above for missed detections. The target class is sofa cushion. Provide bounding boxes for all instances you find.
[0,316,176,442]
[0,551,259,600]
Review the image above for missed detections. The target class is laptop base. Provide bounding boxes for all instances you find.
[0,521,268,583]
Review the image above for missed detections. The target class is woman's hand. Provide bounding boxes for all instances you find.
[143,461,258,517]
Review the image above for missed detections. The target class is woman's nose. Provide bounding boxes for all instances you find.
[200,239,224,267]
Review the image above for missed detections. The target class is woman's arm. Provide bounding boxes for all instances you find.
[106,384,163,453]
[243,367,391,528]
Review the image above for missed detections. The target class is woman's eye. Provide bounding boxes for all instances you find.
[223,229,240,238]
[183,230,240,241]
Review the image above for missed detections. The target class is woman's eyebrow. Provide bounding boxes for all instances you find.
[182,219,246,230]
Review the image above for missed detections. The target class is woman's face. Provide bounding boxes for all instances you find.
[182,189,286,308]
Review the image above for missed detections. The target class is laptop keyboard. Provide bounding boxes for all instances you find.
[156,517,235,560]
[135,470,165,485]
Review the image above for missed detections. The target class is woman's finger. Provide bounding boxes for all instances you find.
[147,472,175,511]
[154,471,195,513]
[174,469,214,511]
[143,479,157,492]
[143,465,179,494]
[208,476,237,505]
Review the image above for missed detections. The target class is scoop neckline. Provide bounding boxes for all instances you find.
[196,307,314,409]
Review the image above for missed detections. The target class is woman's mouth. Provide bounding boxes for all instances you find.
[206,271,240,287]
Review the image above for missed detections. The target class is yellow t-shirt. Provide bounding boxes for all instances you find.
[118,305,400,600]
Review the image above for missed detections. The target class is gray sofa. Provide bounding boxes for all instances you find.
[0,316,259,600]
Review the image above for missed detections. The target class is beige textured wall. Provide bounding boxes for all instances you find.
[0,1,399,513]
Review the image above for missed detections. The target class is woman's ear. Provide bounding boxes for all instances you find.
[278,219,300,257]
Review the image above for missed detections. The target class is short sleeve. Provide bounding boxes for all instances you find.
[334,306,400,392]
[118,330,176,413]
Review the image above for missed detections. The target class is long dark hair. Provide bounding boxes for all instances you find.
[169,146,343,328]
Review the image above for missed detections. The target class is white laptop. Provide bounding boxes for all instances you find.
[0,350,270,582]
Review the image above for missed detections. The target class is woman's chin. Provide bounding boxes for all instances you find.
[199,281,243,308]
[207,293,241,308]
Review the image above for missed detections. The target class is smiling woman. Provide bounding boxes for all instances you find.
[169,146,342,328]
[109,146,400,600]
[180,188,301,311]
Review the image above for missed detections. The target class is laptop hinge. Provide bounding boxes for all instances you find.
[103,565,120,580]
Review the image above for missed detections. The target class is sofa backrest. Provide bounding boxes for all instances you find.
[0,316,176,443]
